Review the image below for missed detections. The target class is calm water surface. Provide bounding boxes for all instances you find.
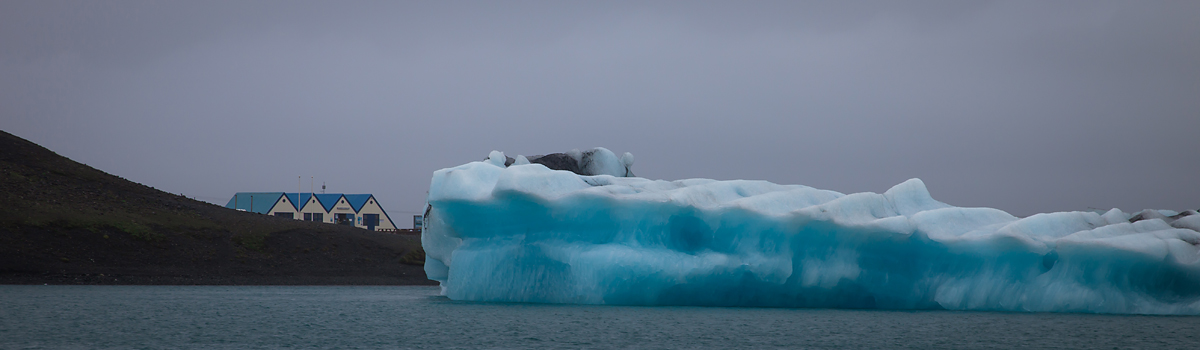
[1,285,1196,349]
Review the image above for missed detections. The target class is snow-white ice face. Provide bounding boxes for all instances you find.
[579,147,624,177]
[421,152,1200,314]
[486,150,506,167]
[620,152,634,177]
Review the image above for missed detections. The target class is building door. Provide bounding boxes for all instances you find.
[363,214,379,231]
[336,213,354,226]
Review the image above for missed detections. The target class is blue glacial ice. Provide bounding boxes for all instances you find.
[422,148,1200,314]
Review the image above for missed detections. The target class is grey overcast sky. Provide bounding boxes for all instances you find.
[3,0,1198,218]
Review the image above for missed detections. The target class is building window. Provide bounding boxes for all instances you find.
[274,212,294,219]
[304,213,323,222]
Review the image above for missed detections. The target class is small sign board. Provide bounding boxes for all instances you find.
[413,215,424,230]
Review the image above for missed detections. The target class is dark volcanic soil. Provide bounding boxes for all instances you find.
[0,130,433,285]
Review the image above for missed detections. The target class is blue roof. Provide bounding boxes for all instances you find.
[314,194,344,212]
[343,194,373,212]
[225,192,285,214]
[285,193,318,210]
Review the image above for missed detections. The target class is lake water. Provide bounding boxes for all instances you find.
[1,285,1196,349]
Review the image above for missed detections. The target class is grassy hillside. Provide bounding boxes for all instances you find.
[0,130,431,285]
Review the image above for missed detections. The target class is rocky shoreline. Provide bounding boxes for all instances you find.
[1,130,435,286]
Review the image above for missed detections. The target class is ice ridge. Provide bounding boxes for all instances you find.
[422,149,1200,314]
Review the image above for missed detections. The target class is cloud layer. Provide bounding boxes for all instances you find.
[3,1,1198,217]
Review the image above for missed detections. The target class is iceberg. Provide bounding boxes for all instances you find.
[422,148,1200,314]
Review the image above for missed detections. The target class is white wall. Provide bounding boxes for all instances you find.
[266,195,297,218]
[297,195,329,222]
[354,196,396,231]
[327,195,357,226]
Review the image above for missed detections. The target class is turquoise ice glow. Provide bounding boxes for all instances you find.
[423,151,1200,314]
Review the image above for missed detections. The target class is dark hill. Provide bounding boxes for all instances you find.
[0,130,432,285]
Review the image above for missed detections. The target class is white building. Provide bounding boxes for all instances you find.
[225,192,398,231]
